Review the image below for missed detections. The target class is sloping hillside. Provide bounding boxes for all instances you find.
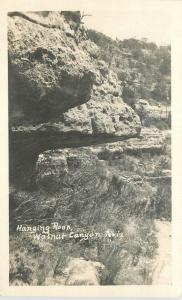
[88,30,171,107]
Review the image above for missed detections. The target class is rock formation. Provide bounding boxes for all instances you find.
[8,12,171,286]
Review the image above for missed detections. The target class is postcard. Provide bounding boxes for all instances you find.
[0,0,182,297]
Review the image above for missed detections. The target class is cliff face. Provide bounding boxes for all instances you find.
[8,12,171,286]
[8,12,140,133]
[8,12,141,188]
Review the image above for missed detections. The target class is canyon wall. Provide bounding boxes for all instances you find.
[8,12,171,286]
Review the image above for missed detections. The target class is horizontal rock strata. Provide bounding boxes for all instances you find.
[8,11,171,286]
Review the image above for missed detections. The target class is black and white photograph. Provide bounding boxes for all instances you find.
[3,0,179,292]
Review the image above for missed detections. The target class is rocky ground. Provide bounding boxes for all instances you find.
[8,12,171,285]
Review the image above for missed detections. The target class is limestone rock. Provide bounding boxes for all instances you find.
[12,97,140,137]
[8,12,96,123]
[80,127,166,159]
[36,148,111,196]
[8,12,141,140]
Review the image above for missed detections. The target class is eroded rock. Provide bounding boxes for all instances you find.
[8,12,96,123]
[8,12,141,138]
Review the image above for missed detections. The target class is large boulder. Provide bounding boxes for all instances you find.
[8,12,96,123]
[11,96,140,137]
[8,12,141,139]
